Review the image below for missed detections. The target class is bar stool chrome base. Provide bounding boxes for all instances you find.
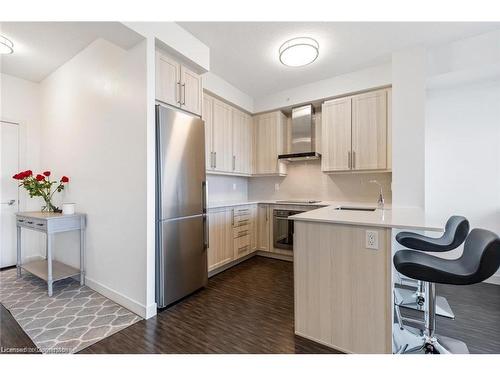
[394,285,455,319]
[393,324,469,354]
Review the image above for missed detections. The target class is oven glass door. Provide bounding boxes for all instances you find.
[273,210,304,251]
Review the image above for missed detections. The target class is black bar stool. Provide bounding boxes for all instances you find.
[394,216,469,319]
[393,228,500,354]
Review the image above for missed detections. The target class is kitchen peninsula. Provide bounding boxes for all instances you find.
[291,205,443,354]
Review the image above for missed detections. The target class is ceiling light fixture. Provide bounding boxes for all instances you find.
[279,37,319,67]
[0,35,14,54]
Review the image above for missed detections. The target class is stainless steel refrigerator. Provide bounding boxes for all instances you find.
[155,103,208,308]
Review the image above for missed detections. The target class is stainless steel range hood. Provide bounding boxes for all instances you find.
[278,104,321,162]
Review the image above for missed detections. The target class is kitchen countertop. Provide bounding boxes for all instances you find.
[207,200,335,209]
[207,199,442,231]
[290,204,443,232]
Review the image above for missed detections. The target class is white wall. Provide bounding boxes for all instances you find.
[249,161,392,203]
[0,73,43,261]
[425,35,500,284]
[203,72,254,113]
[254,63,391,113]
[39,38,151,316]
[391,48,427,208]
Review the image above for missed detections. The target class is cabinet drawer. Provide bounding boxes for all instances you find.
[17,217,46,230]
[234,225,250,239]
[234,234,250,256]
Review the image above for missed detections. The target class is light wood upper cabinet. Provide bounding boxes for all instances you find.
[155,50,202,116]
[253,111,287,175]
[180,65,202,116]
[352,90,387,170]
[257,204,270,251]
[321,97,352,172]
[321,88,390,173]
[156,52,180,107]
[202,94,214,170]
[204,93,252,176]
[232,109,252,175]
[212,98,233,172]
[207,208,233,272]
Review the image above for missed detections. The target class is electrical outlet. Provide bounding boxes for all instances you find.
[366,230,379,250]
[275,183,280,192]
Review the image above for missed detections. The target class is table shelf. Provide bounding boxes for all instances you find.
[21,258,80,282]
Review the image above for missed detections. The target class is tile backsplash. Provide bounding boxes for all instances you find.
[207,161,392,204]
[248,160,392,203]
[207,174,248,204]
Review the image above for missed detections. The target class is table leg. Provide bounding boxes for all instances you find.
[47,233,53,297]
[16,226,21,277]
[80,225,85,286]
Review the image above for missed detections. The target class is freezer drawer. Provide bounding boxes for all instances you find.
[157,215,208,308]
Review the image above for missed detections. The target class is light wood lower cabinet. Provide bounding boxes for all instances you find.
[257,204,270,251]
[208,205,257,273]
[207,208,233,272]
[294,221,392,354]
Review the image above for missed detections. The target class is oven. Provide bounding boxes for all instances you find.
[273,209,305,251]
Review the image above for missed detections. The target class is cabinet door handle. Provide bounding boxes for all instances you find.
[214,152,217,168]
[176,81,181,105]
[232,209,235,226]
[348,151,351,169]
[352,151,356,169]
[182,83,186,105]
[232,155,236,171]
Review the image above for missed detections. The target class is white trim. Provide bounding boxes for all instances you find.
[484,274,500,285]
[85,276,154,319]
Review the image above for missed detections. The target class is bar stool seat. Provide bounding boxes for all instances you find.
[395,228,500,285]
[393,228,500,354]
[396,215,469,252]
[394,215,469,319]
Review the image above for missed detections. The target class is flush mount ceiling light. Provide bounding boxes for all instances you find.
[279,37,319,67]
[0,35,14,54]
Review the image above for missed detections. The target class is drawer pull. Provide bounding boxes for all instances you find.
[36,223,44,226]
[27,221,33,224]
[238,245,250,253]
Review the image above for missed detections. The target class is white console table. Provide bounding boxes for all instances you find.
[16,212,86,296]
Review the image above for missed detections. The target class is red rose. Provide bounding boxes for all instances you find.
[60,176,69,183]
[43,171,51,177]
[25,170,33,177]
[35,174,45,181]
[13,173,22,180]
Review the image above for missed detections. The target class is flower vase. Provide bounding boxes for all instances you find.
[42,197,58,213]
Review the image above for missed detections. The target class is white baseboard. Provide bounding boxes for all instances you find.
[484,274,500,285]
[85,277,154,319]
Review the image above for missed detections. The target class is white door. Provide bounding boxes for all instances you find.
[1,121,20,268]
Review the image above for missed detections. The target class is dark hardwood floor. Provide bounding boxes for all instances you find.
[401,281,500,354]
[0,303,39,354]
[82,256,339,354]
[2,256,499,354]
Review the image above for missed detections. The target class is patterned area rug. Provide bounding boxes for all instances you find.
[0,268,141,353]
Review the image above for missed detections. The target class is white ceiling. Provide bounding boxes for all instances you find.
[0,22,144,82]
[178,22,500,98]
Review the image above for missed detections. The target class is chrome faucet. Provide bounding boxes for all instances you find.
[369,180,385,209]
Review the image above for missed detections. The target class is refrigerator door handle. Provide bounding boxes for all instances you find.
[204,214,209,250]
[202,180,209,249]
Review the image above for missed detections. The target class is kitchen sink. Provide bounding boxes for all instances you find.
[335,206,376,212]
